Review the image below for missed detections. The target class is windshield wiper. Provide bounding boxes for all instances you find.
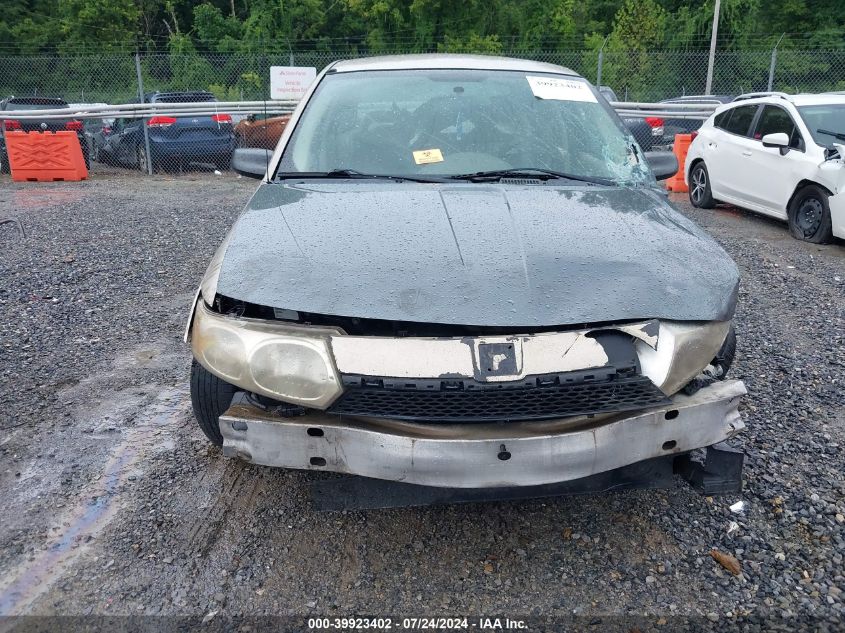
[277,169,447,183]
[817,128,845,141]
[447,168,613,186]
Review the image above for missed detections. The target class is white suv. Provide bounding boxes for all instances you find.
[685,92,845,243]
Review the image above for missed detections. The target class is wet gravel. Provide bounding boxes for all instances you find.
[0,171,844,630]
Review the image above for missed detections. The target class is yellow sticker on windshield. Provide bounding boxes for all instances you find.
[413,148,444,164]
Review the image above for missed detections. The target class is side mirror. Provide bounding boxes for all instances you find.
[761,132,790,154]
[644,151,679,181]
[232,148,272,179]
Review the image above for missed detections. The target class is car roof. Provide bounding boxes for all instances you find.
[662,95,733,103]
[329,54,579,76]
[5,96,67,104]
[729,92,845,107]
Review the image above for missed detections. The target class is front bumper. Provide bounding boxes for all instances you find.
[219,379,746,488]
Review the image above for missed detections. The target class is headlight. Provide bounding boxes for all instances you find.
[636,321,730,396]
[192,303,343,408]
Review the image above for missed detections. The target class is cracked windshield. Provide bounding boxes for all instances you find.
[278,69,649,183]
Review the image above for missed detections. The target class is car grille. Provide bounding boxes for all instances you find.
[327,374,669,423]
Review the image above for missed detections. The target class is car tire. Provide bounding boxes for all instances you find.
[190,360,239,446]
[689,162,715,209]
[788,185,833,244]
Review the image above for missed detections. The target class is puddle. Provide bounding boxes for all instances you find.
[0,386,188,616]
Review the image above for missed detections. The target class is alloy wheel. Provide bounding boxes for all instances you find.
[691,167,706,205]
[138,146,149,172]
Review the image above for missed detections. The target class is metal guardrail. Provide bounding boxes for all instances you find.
[0,100,299,120]
[611,101,720,120]
[0,99,719,121]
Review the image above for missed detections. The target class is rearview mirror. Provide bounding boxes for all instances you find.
[644,151,679,181]
[761,132,790,152]
[232,148,272,179]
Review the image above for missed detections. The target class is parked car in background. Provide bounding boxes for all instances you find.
[100,91,234,172]
[660,95,734,140]
[686,91,845,243]
[69,103,114,164]
[0,96,89,172]
[596,86,666,151]
[234,113,292,149]
[187,54,744,492]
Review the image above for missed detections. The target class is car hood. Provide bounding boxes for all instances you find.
[215,182,739,326]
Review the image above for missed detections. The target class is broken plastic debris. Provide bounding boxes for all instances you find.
[202,610,219,624]
[729,500,745,514]
[214,170,222,176]
[727,521,739,535]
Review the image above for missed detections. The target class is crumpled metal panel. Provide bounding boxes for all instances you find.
[215,182,739,327]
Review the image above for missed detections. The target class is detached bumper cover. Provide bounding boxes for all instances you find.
[219,379,745,488]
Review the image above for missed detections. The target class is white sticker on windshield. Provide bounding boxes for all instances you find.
[526,76,597,103]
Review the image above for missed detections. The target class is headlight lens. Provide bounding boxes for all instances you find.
[192,303,343,408]
[636,321,731,395]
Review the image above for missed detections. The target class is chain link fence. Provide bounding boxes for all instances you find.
[3,48,844,104]
[1,48,844,176]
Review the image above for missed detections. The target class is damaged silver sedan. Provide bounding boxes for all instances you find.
[186,55,745,490]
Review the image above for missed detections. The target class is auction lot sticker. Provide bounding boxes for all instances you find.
[413,148,444,164]
[526,75,597,102]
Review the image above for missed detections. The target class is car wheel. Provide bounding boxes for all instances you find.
[689,162,715,209]
[190,360,239,446]
[788,185,833,244]
[137,145,151,173]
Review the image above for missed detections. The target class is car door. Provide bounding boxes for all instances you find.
[705,104,759,201]
[104,118,126,162]
[113,117,144,164]
[742,105,809,218]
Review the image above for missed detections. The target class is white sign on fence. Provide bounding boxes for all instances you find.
[270,66,317,100]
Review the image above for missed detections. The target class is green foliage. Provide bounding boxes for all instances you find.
[1,0,843,54]
[0,0,844,102]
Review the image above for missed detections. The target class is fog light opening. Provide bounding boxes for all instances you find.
[664,409,679,420]
[662,440,677,451]
[307,428,324,437]
[310,457,327,466]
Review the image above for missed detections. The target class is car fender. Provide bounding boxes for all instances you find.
[815,154,845,238]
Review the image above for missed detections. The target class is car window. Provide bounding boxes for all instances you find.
[278,69,650,184]
[722,105,758,136]
[753,105,803,149]
[796,104,845,147]
[714,109,733,130]
[154,93,216,103]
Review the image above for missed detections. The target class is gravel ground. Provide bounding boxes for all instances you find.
[0,169,843,631]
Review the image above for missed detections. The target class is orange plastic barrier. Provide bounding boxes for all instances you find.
[5,131,88,182]
[664,133,692,193]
